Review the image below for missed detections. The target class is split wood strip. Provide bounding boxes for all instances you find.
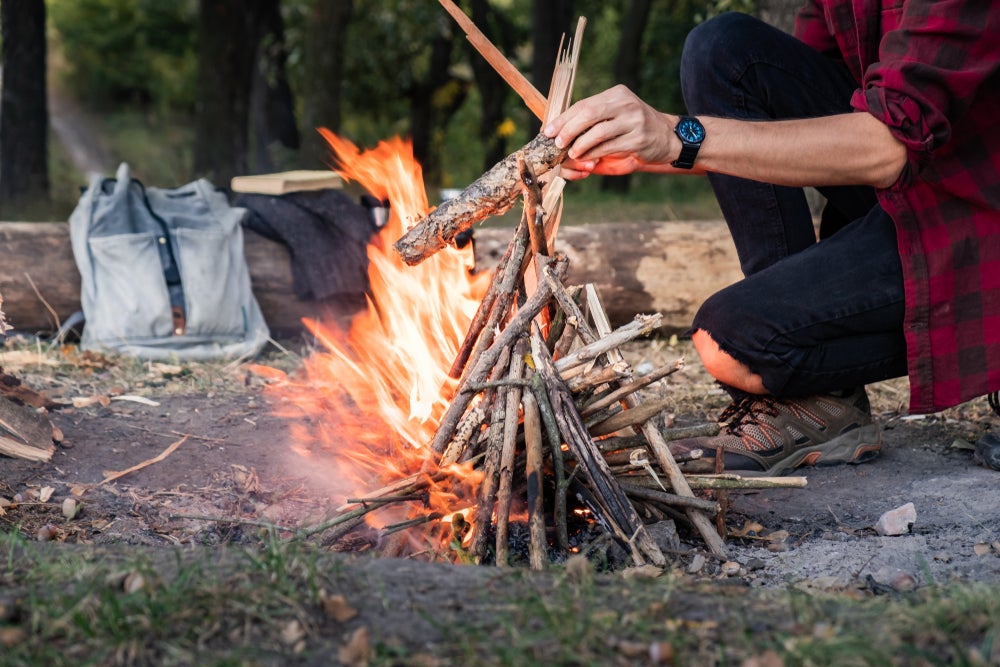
[394,133,567,266]
[436,0,547,121]
[583,286,729,559]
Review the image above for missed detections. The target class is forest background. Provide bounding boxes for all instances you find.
[0,0,800,222]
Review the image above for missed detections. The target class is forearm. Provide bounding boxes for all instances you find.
[649,112,907,189]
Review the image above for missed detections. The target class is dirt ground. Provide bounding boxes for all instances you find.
[2,337,998,596]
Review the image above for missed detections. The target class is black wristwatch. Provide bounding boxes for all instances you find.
[672,116,705,169]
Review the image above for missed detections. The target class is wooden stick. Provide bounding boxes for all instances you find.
[494,338,528,566]
[518,155,548,257]
[530,332,665,567]
[523,388,546,571]
[530,329,570,552]
[554,314,662,374]
[583,286,728,558]
[684,474,809,490]
[394,133,566,265]
[566,361,629,393]
[617,482,720,515]
[436,0,547,121]
[431,255,562,453]
[581,360,685,417]
[94,435,189,487]
[448,218,529,379]
[587,398,673,438]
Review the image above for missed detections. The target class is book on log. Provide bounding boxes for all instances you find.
[231,170,343,195]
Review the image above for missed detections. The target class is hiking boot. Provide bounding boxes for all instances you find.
[670,387,882,476]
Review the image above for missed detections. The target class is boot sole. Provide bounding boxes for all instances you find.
[740,422,883,477]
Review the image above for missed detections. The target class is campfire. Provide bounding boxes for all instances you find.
[266,3,806,568]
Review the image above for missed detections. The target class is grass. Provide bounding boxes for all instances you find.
[2,531,998,666]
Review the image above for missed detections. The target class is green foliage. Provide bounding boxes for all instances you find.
[48,0,197,111]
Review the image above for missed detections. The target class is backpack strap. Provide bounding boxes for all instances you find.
[119,178,187,335]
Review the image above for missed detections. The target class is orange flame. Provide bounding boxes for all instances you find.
[270,131,490,527]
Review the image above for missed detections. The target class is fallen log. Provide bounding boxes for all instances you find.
[0,220,742,337]
[392,133,568,266]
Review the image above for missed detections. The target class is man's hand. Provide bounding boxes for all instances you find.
[543,85,681,180]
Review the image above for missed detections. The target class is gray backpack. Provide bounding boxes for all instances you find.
[69,163,269,360]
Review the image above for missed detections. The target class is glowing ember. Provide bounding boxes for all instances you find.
[269,131,489,526]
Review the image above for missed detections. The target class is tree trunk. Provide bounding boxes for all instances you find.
[529,0,573,135]
[0,0,49,210]
[468,0,516,170]
[601,0,653,195]
[302,0,353,167]
[249,0,299,173]
[407,29,468,187]
[193,0,258,187]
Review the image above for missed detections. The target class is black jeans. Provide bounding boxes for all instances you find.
[679,12,908,397]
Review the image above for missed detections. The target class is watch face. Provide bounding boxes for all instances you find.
[677,117,705,144]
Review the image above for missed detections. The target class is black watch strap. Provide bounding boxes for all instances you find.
[672,143,701,170]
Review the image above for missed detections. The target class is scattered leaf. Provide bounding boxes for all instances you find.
[36,524,61,541]
[321,593,358,623]
[281,619,306,647]
[338,626,372,667]
[123,572,146,594]
[720,561,741,576]
[0,626,27,648]
[622,564,663,580]
[38,486,55,503]
[71,395,111,408]
[730,520,765,538]
[111,395,160,407]
[244,364,288,382]
[973,543,991,556]
[649,640,675,665]
[62,497,81,520]
[742,649,785,667]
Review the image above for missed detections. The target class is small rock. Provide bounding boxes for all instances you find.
[720,561,741,576]
[645,519,681,552]
[874,502,916,536]
[745,558,767,572]
[973,433,1000,470]
[686,553,707,574]
[872,566,918,592]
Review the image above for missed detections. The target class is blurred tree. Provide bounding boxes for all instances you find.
[194,0,289,185]
[193,0,256,184]
[467,0,523,170]
[301,0,352,167]
[530,0,573,135]
[49,0,197,112]
[250,0,299,172]
[0,0,49,209]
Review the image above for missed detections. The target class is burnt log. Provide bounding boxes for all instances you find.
[392,133,567,266]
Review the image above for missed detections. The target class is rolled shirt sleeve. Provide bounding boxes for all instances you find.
[851,0,1000,178]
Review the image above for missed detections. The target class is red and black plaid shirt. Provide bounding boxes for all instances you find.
[796,0,1000,413]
